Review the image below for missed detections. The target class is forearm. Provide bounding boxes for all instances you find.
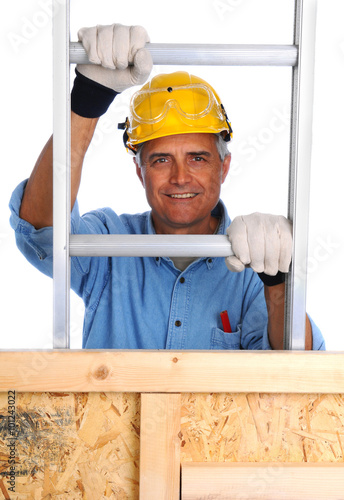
[19,111,98,229]
[264,283,313,350]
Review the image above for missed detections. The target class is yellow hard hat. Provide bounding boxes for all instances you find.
[118,71,233,153]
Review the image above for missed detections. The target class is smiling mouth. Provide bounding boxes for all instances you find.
[168,193,198,199]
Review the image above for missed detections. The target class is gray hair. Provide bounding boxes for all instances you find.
[215,133,231,162]
[135,143,146,168]
[135,133,230,168]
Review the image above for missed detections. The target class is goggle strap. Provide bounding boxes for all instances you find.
[118,119,138,153]
[118,121,127,130]
[221,104,233,142]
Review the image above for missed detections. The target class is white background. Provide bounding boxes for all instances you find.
[1,0,343,349]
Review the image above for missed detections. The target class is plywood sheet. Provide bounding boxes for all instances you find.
[1,392,344,499]
[0,392,140,499]
[180,393,344,463]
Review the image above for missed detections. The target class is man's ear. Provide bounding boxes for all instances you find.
[221,153,231,183]
[134,157,145,187]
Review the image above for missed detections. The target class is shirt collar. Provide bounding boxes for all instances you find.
[145,199,230,267]
[211,199,231,235]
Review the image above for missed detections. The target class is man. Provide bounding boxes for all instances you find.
[9,24,324,350]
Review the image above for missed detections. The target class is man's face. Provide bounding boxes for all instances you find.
[134,133,231,235]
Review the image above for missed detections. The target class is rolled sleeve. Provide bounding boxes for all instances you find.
[309,316,325,350]
[261,325,272,350]
[9,180,53,277]
[9,179,83,276]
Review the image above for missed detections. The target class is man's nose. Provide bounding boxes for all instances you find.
[170,161,192,185]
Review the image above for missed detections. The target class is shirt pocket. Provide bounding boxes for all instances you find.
[211,325,242,350]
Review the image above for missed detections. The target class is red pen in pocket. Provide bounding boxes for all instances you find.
[220,310,232,333]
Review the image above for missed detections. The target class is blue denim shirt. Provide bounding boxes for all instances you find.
[9,180,325,350]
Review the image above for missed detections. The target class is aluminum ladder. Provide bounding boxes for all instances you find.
[53,0,317,350]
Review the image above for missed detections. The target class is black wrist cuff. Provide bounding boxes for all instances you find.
[258,271,286,287]
[71,69,119,118]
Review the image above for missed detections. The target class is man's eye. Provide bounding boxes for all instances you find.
[192,156,205,162]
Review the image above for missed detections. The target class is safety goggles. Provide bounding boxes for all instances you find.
[130,83,224,125]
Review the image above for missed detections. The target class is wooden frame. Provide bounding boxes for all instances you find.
[140,394,181,499]
[1,351,344,498]
[182,463,344,499]
[1,350,344,393]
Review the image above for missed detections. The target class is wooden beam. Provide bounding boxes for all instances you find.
[140,393,181,499]
[181,462,344,499]
[1,350,344,393]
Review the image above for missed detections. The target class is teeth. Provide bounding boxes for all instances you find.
[170,193,197,199]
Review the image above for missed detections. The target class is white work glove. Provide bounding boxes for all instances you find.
[77,24,153,92]
[225,213,293,279]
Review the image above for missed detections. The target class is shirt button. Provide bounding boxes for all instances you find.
[179,277,185,283]
[208,258,213,264]
[175,320,182,327]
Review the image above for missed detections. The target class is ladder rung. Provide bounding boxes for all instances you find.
[70,42,298,67]
[69,234,234,257]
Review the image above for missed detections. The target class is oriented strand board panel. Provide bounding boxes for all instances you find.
[180,393,344,462]
[0,392,140,499]
[181,463,344,499]
[1,392,344,499]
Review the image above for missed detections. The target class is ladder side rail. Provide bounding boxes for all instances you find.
[53,0,71,349]
[284,0,317,349]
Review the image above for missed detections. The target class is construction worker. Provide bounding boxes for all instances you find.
[9,24,324,351]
